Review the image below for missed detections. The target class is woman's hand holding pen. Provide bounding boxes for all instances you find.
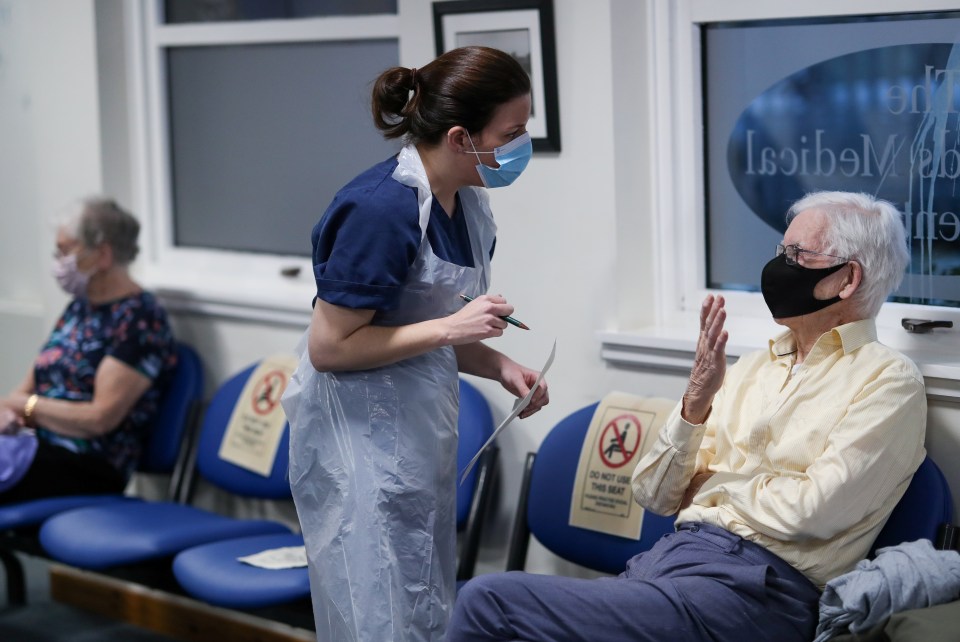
[446,292,547,417]
[444,294,514,345]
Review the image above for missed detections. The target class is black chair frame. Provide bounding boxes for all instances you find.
[457,443,500,581]
[505,451,537,572]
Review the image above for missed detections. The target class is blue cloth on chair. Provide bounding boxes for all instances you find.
[449,522,820,642]
[815,539,960,642]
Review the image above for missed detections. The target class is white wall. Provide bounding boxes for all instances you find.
[2,0,957,582]
[366,0,685,574]
[0,0,102,393]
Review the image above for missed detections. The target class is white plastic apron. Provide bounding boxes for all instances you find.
[282,145,495,642]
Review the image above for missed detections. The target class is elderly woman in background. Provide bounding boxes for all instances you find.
[0,197,177,503]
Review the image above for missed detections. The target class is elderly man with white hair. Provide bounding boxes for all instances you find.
[447,191,926,642]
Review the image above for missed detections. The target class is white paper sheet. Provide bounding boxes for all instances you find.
[459,339,557,485]
[237,545,308,570]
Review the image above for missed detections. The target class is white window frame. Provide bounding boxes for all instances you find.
[601,0,960,399]
[125,2,400,326]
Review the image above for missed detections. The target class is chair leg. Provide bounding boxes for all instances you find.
[935,522,959,551]
[0,547,27,606]
[457,446,500,581]
[505,452,536,572]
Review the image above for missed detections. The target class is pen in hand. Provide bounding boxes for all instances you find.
[459,294,531,331]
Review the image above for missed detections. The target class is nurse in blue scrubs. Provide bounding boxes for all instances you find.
[281,46,550,642]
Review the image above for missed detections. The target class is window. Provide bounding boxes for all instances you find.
[163,0,397,24]
[129,1,401,323]
[603,0,960,379]
[703,11,960,309]
[166,40,400,257]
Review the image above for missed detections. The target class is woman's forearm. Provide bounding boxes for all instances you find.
[453,342,508,380]
[7,356,151,439]
[21,395,113,438]
[308,295,513,373]
[309,318,451,372]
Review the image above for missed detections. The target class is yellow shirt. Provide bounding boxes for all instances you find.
[631,319,926,587]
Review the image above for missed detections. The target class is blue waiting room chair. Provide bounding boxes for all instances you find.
[38,360,291,572]
[869,455,954,557]
[455,377,499,581]
[0,342,204,605]
[505,402,676,574]
[170,378,498,610]
[504,401,955,578]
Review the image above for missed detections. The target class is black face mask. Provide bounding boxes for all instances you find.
[760,254,848,319]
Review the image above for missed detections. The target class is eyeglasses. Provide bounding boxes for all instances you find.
[53,240,86,260]
[776,244,849,267]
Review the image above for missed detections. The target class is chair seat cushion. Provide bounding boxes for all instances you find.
[0,495,136,530]
[39,502,291,569]
[173,533,309,608]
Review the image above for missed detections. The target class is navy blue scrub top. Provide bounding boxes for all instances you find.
[312,156,495,311]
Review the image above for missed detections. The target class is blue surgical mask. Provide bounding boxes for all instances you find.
[464,131,532,188]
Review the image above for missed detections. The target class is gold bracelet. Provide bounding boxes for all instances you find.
[23,394,39,427]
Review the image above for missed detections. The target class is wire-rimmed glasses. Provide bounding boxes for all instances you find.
[776,243,849,267]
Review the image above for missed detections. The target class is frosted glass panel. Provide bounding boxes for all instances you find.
[166,40,401,256]
[703,12,960,307]
[164,0,397,23]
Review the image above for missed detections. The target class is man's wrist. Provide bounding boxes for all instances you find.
[681,394,711,425]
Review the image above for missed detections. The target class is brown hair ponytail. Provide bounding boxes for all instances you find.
[371,46,531,145]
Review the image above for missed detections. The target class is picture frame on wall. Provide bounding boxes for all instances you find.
[432,0,561,152]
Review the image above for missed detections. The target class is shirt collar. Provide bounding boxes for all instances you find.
[832,318,878,354]
[768,318,878,362]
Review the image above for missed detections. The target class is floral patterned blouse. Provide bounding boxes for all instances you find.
[32,292,177,480]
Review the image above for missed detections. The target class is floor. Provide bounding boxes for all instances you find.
[0,552,181,641]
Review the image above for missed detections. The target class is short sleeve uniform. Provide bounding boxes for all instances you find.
[32,292,178,480]
[312,156,494,310]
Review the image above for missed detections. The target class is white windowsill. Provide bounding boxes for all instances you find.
[599,321,960,402]
[141,265,314,328]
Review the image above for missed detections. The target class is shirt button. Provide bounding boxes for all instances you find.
[690,525,700,533]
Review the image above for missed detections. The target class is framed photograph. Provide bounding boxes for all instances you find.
[433,0,560,152]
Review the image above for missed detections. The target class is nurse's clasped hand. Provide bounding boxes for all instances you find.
[498,359,549,419]
[444,293,519,344]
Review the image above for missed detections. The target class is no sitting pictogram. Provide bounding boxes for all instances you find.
[251,370,288,416]
[598,414,642,468]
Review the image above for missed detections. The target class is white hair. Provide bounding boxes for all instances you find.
[786,191,909,318]
[56,196,140,266]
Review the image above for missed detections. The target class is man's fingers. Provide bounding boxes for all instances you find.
[707,309,727,348]
[699,295,713,328]
[716,330,729,353]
